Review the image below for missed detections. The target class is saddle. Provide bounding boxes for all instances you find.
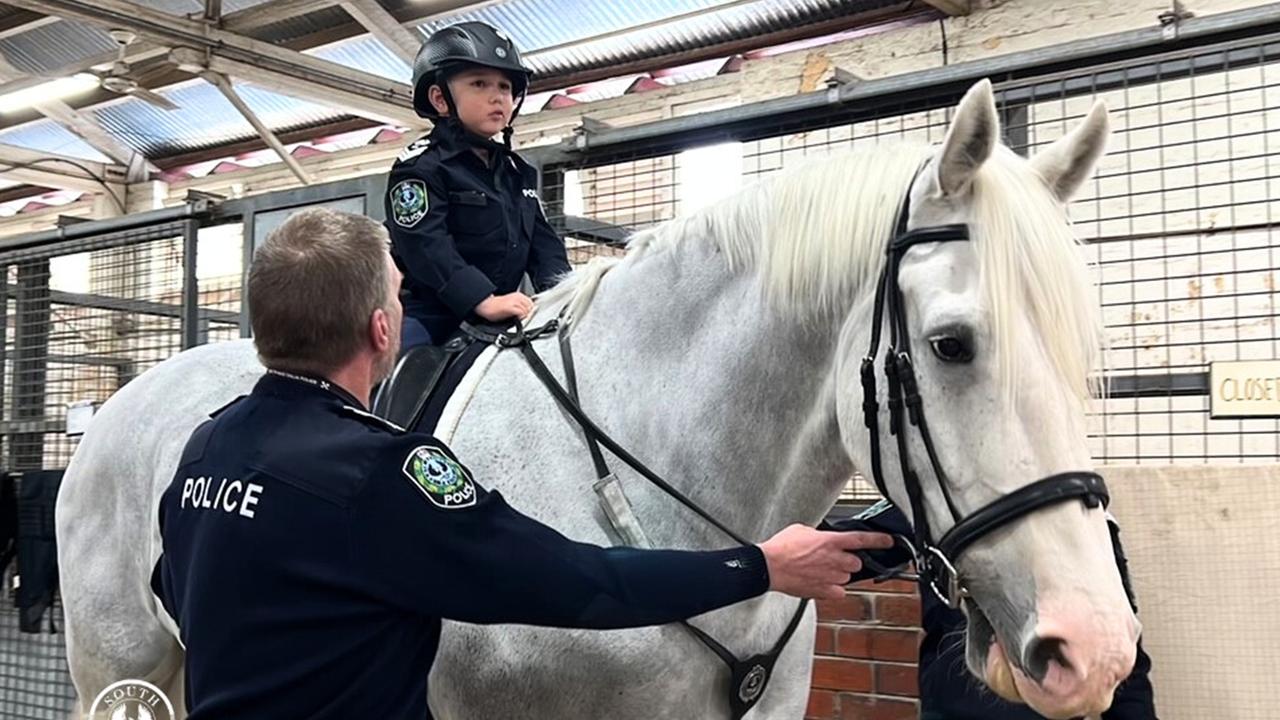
[371,324,500,433]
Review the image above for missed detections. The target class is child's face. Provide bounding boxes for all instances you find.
[437,67,515,138]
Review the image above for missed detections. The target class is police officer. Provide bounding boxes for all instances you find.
[150,208,895,719]
[830,502,1159,720]
[386,21,569,350]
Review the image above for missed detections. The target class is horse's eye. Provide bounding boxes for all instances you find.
[929,335,973,363]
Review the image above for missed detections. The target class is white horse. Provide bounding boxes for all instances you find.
[57,80,1138,720]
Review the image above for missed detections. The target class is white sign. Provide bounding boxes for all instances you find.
[66,400,95,436]
[1209,360,1280,418]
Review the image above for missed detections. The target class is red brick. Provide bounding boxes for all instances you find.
[835,627,871,658]
[811,657,873,692]
[875,663,919,697]
[848,577,917,594]
[839,694,918,720]
[816,593,871,622]
[814,623,836,655]
[874,594,921,627]
[806,689,838,719]
[868,628,920,662]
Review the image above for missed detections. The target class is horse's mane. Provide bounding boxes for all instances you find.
[541,142,1103,405]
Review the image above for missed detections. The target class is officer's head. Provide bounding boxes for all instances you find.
[248,208,402,382]
[412,22,532,136]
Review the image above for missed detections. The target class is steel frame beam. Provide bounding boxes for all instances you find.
[8,0,422,126]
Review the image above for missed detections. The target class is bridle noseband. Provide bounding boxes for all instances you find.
[861,167,1110,609]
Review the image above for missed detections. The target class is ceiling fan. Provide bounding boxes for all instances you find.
[89,29,180,111]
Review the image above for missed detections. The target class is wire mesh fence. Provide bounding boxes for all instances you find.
[0,218,244,717]
[543,30,1280,490]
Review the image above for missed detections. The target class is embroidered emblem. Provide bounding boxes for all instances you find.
[402,445,477,509]
[390,179,428,228]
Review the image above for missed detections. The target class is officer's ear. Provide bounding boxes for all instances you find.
[428,85,450,116]
[370,307,392,355]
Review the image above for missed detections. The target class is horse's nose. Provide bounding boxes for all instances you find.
[1019,611,1139,701]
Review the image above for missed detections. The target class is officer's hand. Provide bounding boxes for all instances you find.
[475,292,534,322]
[758,524,895,601]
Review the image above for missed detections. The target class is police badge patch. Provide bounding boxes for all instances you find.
[402,445,477,509]
[390,179,428,228]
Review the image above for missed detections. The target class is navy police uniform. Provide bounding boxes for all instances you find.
[833,501,1159,720]
[384,120,571,345]
[151,371,768,719]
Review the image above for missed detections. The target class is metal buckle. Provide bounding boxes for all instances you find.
[924,545,967,609]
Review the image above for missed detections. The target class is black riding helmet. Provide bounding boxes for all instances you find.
[412,21,533,142]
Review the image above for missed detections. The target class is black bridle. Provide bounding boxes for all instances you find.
[860,169,1111,609]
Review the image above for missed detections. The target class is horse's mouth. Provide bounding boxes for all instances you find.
[964,600,1024,704]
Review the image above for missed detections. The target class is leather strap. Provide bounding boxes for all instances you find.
[936,471,1109,561]
[474,318,813,719]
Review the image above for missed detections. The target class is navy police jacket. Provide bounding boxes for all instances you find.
[385,120,571,341]
[150,371,768,719]
[832,501,1158,720]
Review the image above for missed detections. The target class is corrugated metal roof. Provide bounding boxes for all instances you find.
[0,120,111,162]
[0,0,913,170]
[0,2,277,75]
[417,0,898,78]
[91,80,350,157]
[311,35,412,83]
[0,21,116,76]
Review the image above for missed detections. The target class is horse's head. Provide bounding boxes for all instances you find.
[838,79,1138,719]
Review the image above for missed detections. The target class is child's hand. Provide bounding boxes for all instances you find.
[475,292,534,322]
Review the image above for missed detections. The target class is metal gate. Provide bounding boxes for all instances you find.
[0,202,243,717]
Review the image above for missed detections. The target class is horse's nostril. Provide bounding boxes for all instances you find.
[1024,636,1072,683]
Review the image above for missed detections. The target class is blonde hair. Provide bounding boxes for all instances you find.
[248,208,392,375]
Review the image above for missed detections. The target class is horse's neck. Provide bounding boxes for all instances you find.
[564,240,853,549]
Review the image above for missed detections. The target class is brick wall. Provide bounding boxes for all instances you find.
[808,578,923,720]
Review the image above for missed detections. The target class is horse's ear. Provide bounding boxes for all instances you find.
[1029,100,1110,203]
[935,79,999,197]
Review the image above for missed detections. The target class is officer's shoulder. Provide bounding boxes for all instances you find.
[337,405,406,435]
[208,394,246,419]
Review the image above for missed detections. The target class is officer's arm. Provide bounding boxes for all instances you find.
[386,167,495,317]
[526,203,571,293]
[1101,518,1160,720]
[350,441,769,629]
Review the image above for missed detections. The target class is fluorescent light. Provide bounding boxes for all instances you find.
[0,73,99,113]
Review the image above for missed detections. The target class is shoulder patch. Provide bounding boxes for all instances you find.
[390,179,428,228]
[402,444,477,510]
[339,405,405,434]
[397,137,431,163]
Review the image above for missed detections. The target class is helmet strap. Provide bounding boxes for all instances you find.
[439,80,460,120]
[502,89,527,150]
